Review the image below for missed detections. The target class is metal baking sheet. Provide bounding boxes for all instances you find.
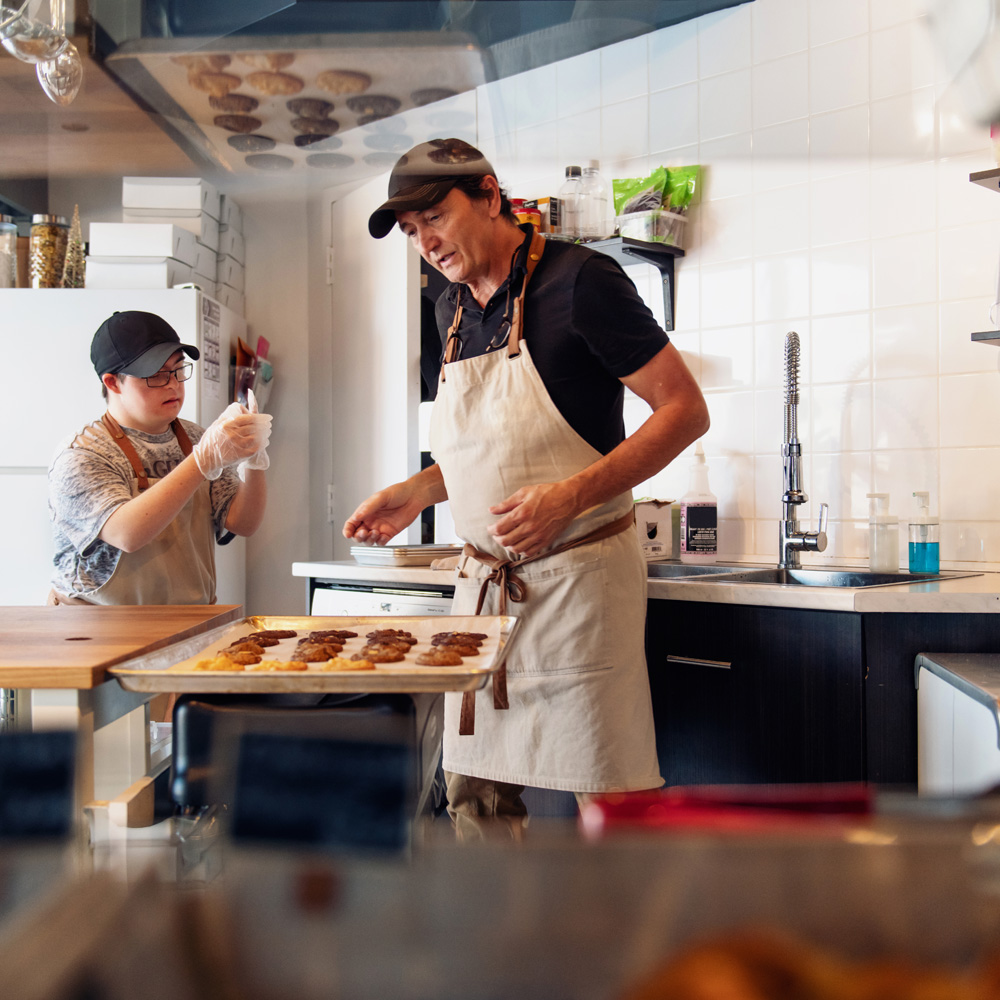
[350,544,462,567]
[109,615,518,694]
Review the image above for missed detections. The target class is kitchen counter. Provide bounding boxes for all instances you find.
[292,559,1000,613]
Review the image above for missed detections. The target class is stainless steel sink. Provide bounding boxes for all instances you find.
[645,562,758,578]
[676,568,975,588]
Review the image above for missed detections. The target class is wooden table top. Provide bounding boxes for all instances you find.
[0,605,243,689]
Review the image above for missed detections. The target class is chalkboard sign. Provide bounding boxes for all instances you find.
[0,730,76,839]
[229,732,413,852]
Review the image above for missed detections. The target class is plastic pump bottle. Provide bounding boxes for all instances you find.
[908,491,940,574]
[557,165,582,239]
[579,160,609,240]
[679,442,718,564]
[866,493,899,573]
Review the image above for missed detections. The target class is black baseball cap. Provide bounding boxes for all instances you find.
[91,310,199,378]
[368,138,496,238]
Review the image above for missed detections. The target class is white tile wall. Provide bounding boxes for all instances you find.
[476,0,1000,569]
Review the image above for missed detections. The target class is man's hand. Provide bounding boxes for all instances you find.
[487,481,578,557]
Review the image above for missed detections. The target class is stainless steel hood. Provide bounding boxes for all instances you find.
[90,0,752,187]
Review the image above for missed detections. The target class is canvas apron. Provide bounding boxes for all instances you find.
[430,235,662,793]
[50,413,217,606]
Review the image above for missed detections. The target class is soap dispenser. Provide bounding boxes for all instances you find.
[908,491,940,573]
[866,493,899,573]
[679,442,718,564]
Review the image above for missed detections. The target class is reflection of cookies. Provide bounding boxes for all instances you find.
[363,151,401,167]
[286,97,334,118]
[411,87,457,106]
[291,116,340,135]
[247,70,304,95]
[245,153,295,171]
[295,134,342,149]
[322,657,376,672]
[346,94,401,117]
[228,134,275,152]
[416,649,463,666]
[305,152,354,169]
[428,139,485,165]
[172,54,231,72]
[188,71,242,97]
[209,93,259,113]
[363,132,412,152]
[316,69,372,94]
[214,114,262,133]
[239,52,295,71]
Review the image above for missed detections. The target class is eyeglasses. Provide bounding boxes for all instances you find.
[142,362,193,388]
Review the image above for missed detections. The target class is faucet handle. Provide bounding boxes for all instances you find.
[814,502,829,552]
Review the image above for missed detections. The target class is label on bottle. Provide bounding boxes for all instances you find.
[680,502,717,555]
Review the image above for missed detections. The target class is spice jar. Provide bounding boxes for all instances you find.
[29,214,68,288]
[0,215,16,289]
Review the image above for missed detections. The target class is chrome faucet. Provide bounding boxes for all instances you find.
[779,331,828,569]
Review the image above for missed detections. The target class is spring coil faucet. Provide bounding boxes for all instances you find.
[779,331,828,569]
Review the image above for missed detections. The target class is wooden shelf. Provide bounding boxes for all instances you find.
[588,236,685,332]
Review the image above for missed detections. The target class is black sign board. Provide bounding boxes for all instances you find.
[0,730,76,840]
[229,732,413,852]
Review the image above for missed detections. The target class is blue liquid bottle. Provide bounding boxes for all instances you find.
[908,491,939,574]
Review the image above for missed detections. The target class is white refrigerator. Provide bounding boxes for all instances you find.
[0,287,246,607]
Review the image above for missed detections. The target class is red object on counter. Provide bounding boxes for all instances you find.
[579,783,873,839]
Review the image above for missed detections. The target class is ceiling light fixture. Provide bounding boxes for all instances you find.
[0,0,82,106]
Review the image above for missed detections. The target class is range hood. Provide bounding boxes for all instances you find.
[91,0,751,186]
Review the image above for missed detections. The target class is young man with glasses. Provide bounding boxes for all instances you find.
[47,310,272,606]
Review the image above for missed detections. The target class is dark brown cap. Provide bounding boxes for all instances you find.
[368,138,495,238]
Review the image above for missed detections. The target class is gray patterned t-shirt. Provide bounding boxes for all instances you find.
[48,418,240,599]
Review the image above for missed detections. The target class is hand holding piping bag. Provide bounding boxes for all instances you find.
[192,392,272,480]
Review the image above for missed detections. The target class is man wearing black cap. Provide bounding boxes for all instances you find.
[346,139,710,839]
[48,310,272,606]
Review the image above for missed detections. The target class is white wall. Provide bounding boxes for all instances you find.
[471,0,1000,570]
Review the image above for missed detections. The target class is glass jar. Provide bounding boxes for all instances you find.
[29,214,68,288]
[0,215,16,289]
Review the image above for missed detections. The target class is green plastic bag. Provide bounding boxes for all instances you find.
[613,166,668,215]
[665,165,700,212]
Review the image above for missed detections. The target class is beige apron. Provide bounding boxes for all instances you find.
[430,239,662,794]
[50,413,217,606]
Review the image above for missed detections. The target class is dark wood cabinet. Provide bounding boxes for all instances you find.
[645,600,864,786]
[647,598,1000,787]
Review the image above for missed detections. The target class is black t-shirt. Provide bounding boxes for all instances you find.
[433,226,670,455]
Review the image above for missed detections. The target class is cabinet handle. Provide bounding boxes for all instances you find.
[665,654,731,670]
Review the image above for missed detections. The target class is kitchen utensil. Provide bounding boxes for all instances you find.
[35,40,82,106]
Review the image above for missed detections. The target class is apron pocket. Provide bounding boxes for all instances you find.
[453,547,614,678]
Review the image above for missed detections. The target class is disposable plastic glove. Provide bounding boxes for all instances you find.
[193,401,273,481]
[239,388,271,476]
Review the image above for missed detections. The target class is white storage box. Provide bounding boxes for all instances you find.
[122,177,222,222]
[616,209,688,249]
[216,282,245,314]
[218,226,245,264]
[84,257,194,290]
[88,223,200,269]
[191,272,217,296]
[122,210,220,252]
[216,254,244,292]
[191,242,217,280]
[219,196,243,234]
[635,499,676,560]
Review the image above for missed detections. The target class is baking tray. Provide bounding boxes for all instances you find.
[350,544,462,567]
[108,615,518,694]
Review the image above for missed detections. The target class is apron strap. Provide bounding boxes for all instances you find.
[458,506,636,735]
[101,412,194,493]
[440,230,547,383]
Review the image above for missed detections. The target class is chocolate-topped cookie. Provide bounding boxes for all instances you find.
[246,70,304,95]
[214,114,262,134]
[209,93,259,114]
[316,69,372,95]
[291,116,340,136]
[286,97,334,118]
[346,94,401,117]
[228,134,275,152]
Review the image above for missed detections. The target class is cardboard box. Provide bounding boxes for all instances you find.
[216,254,244,292]
[122,177,222,222]
[88,223,200,269]
[122,210,220,252]
[218,226,245,264]
[84,256,193,289]
[191,272,217,297]
[635,499,676,560]
[215,282,245,315]
[219,195,243,234]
